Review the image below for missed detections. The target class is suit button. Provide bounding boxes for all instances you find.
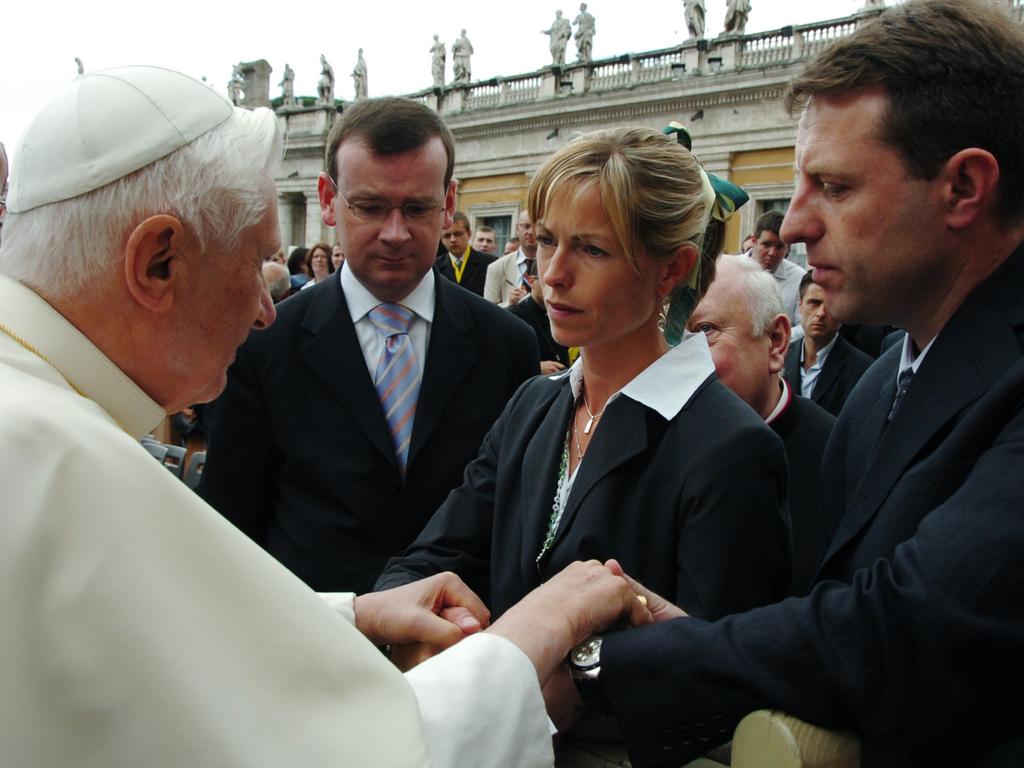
[695,721,712,743]
[384,480,400,494]
[658,729,678,751]
[678,725,693,746]
[710,715,730,734]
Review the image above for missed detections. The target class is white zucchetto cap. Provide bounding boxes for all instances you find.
[7,65,233,213]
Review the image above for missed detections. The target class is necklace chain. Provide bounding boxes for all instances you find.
[580,383,605,435]
[536,380,604,566]
[573,400,586,460]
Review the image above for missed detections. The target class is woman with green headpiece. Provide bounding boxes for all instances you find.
[377,127,789,730]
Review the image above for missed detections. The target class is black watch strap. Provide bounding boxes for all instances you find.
[568,636,612,713]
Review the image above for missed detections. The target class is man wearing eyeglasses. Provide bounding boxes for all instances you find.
[200,97,539,595]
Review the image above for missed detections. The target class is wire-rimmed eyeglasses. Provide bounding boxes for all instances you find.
[328,176,444,224]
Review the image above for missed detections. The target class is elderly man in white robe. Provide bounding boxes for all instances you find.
[0,66,652,768]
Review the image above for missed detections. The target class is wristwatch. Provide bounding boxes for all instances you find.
[568,635,611,712]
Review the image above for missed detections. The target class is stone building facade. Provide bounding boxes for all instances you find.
[263,2,1019,257]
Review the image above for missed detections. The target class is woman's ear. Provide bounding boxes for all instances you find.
[660,244,698,299]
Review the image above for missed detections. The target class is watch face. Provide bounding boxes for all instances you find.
[570,636,602,668]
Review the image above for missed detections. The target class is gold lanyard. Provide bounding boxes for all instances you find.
[450,246,471,284]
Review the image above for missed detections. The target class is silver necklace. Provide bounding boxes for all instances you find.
[573,400,587,460]
[580,385,605,434]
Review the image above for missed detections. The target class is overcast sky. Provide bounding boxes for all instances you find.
[2,0,872,166]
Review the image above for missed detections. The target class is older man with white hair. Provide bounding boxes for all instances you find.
[0,65,650,768]
[262,259,293,302]
[689,254,835,594]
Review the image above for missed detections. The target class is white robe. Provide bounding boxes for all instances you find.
[0,272,552,768]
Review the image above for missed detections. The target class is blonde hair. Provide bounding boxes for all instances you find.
[527,127,711,296]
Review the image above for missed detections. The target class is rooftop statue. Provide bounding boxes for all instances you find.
[430,35,446,87]
[318,54,335,105]
[573,3,596,64]
[452,29,474,83]
[543,10,572,67]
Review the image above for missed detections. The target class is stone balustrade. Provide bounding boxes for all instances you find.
[274,1,1024,128]
[400,10,884,118]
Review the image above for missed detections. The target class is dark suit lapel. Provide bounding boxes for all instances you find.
[821,252,1024,564]
[784,344,801,389]
[519,381,575,585]
[298,279,395,463]
[468,252,493,290]
[811,338,847,404]
[545,396,650,556]
[434,254,455,282]
[407,274,479,465]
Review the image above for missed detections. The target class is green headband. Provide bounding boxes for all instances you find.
[662,121,749,225]
[662,121,750,344]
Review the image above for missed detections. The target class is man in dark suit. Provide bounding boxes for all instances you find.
[507,258,571,375]
[784,270,872,416]
[689,254,835,596]
[435,211,495,296]
[573,2,1024,765]
[199,97,538,595]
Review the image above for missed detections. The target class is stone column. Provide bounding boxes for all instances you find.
[277,194,293,250]
[569,65,589,94]
[305,191,327,246]
[539,69,560,99]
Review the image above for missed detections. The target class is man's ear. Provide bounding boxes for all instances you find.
[123,214,188,313]
[442,179,457,230]
[943,148,1000,231]
[318,173,338,227]
[767,313,791,374]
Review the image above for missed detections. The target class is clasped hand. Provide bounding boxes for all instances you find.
[354,560,683,676]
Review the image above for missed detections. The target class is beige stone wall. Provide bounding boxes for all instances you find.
[726,147,796,252]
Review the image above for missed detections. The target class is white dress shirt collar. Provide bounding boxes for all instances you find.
[552,331,716,421]
[765,376,791,425]
[800,332,838,367]
[340,261,436,323]
[897,331,936,379]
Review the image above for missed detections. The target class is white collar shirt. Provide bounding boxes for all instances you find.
[799,333,838,399]
[555,330,716,420]
[340,262,435,380]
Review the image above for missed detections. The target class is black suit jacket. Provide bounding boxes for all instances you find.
[784,334,873,417]
[598,244,1024,767]
[199,270,539,594]
[837,323,898,359]
[433,247,496,297]
[377,361,790,621]
[507,295,571,367]
[768,390,835,596]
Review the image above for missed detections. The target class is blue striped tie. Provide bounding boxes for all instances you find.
[368,303,421,474]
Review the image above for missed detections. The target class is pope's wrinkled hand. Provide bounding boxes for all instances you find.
[486,560,653,686]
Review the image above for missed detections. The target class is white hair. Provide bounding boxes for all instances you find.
[261,261,291,302]
[0,107,282,298]
[717,253,786,337]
